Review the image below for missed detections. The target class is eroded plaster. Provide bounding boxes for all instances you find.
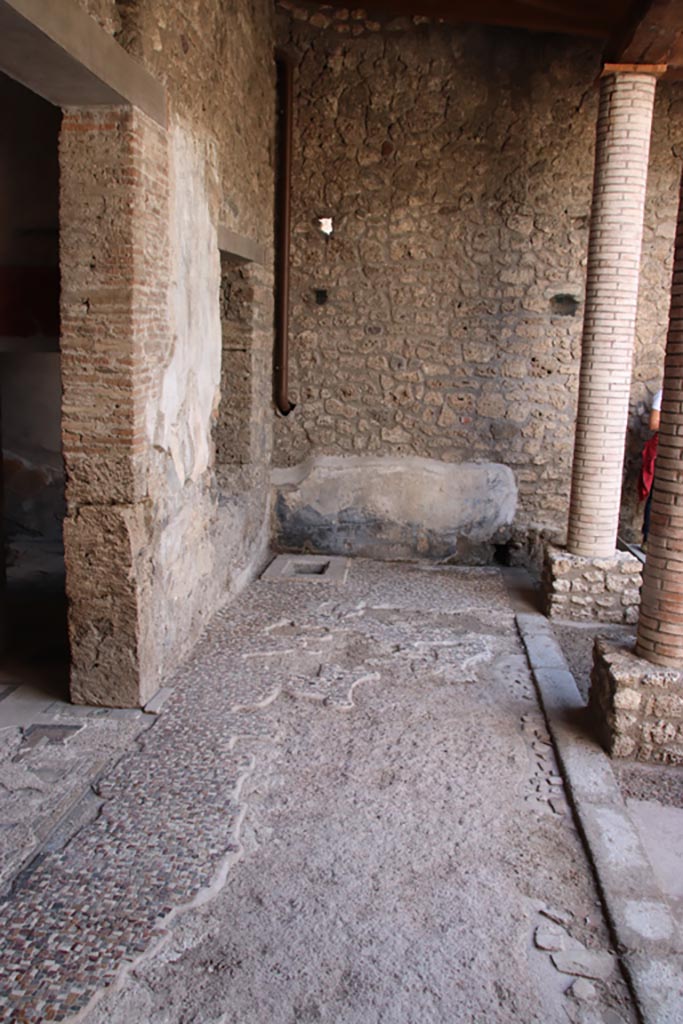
[150,127,222,487]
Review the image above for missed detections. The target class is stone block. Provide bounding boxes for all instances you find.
[543,544,642,624]
[589,636,683,763]
[613,689,641,711]
[613,734,637,757]
[65,503,152,708]
[650,694,683,719]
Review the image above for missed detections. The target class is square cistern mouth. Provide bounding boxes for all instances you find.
[260,555,349,583]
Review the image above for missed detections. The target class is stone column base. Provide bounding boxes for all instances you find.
[542,543,642,623]
[590,636,683,764]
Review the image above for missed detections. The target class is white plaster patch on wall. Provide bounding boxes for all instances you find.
[150,126,221,486]
[273,455,518,537]
[154,489,216,600]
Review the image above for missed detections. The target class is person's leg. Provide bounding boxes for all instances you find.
[643,487,653,545]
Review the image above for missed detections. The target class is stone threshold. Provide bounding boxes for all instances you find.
[516,611,683,1024]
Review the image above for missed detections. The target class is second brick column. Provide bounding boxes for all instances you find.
[637,160,683,666]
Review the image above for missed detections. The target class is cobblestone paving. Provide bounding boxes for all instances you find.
[0,563,634,1023]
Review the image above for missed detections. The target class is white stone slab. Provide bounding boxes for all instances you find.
[260,555,349,583]
[627,800,683,902]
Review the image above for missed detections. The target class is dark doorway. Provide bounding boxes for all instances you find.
[0,72,68,706]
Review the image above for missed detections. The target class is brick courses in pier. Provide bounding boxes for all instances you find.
[48,0,277,709]
[60,106,171,708]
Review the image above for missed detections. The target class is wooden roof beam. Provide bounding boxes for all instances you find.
[319,1,621,38]
[605,0,683,70]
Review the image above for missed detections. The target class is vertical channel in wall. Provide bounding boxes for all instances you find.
[212,247,275,585]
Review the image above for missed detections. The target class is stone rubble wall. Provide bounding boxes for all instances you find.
[60,0,276,704]
[274,3,683,542]
[590,636,683,764]
[542,545,642,624]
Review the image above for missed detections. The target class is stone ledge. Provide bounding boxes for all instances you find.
[542,543,642,624]
[272,455,517,563]
[589,636,683,765]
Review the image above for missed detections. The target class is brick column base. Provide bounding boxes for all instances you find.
[542,543,642,623]
[589,636,683,763]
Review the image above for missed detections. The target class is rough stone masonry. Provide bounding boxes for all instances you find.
[591,635,683,765]
[273,2,683,544]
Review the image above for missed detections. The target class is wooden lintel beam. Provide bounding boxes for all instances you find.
[605,0,683,68]
[601,61,669,75]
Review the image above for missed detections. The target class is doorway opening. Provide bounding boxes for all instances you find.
[0,72,68,706]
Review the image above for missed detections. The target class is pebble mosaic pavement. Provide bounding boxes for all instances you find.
[0,562,629,1022]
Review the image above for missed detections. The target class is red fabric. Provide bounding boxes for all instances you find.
[638,433,658,501]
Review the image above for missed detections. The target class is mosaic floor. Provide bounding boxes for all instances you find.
[0,561,636,1023]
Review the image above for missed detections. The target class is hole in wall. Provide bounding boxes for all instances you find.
[550,294,579,317]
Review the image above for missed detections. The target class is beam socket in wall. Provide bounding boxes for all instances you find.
[550,293,579,316]
[315,288,328,306]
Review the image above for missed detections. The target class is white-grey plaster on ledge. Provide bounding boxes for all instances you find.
[272,455,517,562]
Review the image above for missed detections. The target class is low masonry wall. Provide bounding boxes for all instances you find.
[542,544,642,624]
[590,636,683,764]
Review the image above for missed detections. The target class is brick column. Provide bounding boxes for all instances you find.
[637,162,683,667]
[567,72,657,557]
